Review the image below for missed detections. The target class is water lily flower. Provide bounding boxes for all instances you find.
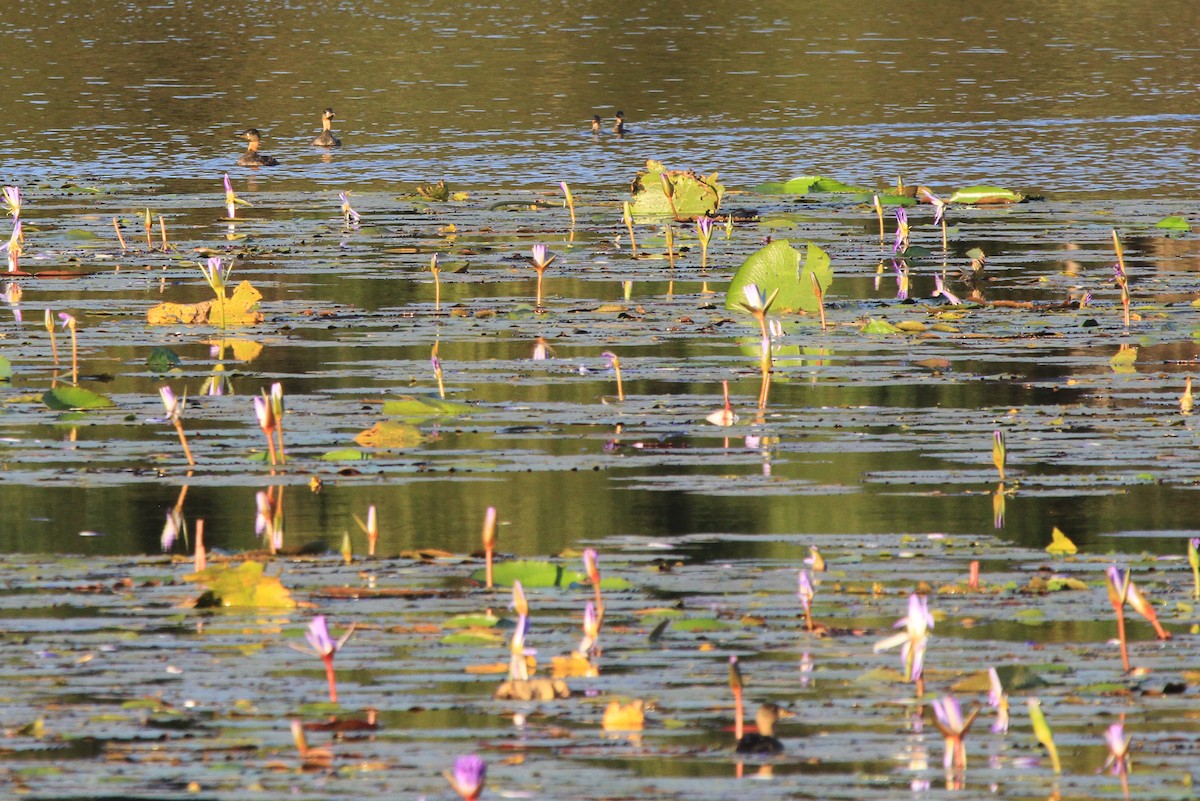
[529,245,556,309]
[159,386,195,465]
[295,615,355,704]
[511,579,528,619]
[1102,722,1131,776]
[1106,565,1132,671]
[893,260,909,300]
[582,547,604,617]
[1126,576,1170,640]
[893,207,910,254]
[798,569,814,632]
[696,215,714,270]
[874,593,934,687]
[353,504,379,556]
[480,505,497,588]
[601,351,624,402]
[2,186,20,219]
[737,282,779,343]
[7,220,22,273]
[560,181,575,226]
[577,600,600,655]
[254,394,279,465]
[255,489,282,552]
[508,613,531,681]
[268,382,286,464]
[930,694,979,770]
[932,274,961,305]
[992,429,1006,481]
[805,545,826,572]
[161,507,184,551]
[987,667,1009,733]
[199,256,232,299]
[431,343,445,399]
[5,282,21,322]
[222,173,251,218]
[339,191,360,226]
[444,754,487,801]
[59,312,79,384]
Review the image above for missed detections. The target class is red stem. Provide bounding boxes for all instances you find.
[322,654,338,704]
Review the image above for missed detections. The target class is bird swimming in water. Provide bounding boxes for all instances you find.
[591,115,602,134]
[735,703,793,755]
[312,108,341,147]
[612,110,628,135]
[237,129,279,166]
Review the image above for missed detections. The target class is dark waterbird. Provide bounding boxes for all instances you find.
[237,128,280,167]
[735,703,793,755]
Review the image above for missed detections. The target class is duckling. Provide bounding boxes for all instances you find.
[312,108,341,147]
[735,703,793,755]
[612,110,628,135]
[237,129,279,167]
[590,114,602,134]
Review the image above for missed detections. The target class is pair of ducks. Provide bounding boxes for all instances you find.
[236,108,339,167]
[591,111,629,135]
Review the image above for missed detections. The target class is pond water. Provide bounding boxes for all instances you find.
[0,2,1199,799]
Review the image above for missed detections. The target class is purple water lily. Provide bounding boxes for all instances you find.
[444,754,487,801]
[892,207,910,254]
[294,615,355,704]
[1102,722,1131,776]
[874,593,934,685]
[931,694,979,770]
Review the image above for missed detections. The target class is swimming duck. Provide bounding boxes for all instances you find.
[735,703,793,755]
[237,129,279,167]
[612,110,628,135]
[312,108,341,147]
[591,115,602,134]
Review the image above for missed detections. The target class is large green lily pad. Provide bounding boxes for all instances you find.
[629,159,723,218]
[724,239,833,314]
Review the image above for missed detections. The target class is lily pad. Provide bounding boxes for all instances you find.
[724,239,833,315]
[146,347,182,373]
[0,356,11,381]
[629,159,724,217]
[42,385,114,410]
[184,560,295,608]
[751,175,870,195]
[1154,215,1190,232]
[472,559,632,590]
[354,421,424,449]
[947,185,1025,204]
[381,395,474,419]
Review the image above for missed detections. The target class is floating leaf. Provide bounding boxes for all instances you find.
[947,185,1025,205]
[752,175,870,195]
[381,395,474,419]
[442,628,505,645]
[42,386,114,411]
[1110,346,1138,372]
[471,559,632,590]
[1045,526,1078,555]
[861,317,901,335]
[670,617,732,632]
[147,281,264,327]
[354,421,424,449]
[444,613,503,629]
[146,347,182,373]
[319,448,369,461]
[602,699,645,731]
[629,159,724,217]
[1154,215,1190,232]
[184,560,295,608]
[725,240,832,315]
[0,356,11,381]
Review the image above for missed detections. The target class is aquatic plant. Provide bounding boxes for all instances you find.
[1027,698,1061,774]
[6,220,21,273]
[295,615,355,704]
[932,274,960,305]
[892,208,910,255]
[797,569,814,632]
[1105,565,1132,671]
[253,393,279,466]
[352,505,378,557]
[529,244,556,310]
[992,430,1006,481]
[601,351,624,402]
[582,548,603,618]
[736,283,778,343]
[663,223,675,269]
[893,260,909,300]
[5,282,21,322]
[930,694,979,770]
[872,194,885,246]
[695,215,714,270]
[622,201,637,255]
[1124,573,1170,640]
[444,754,486,801]
[1188,537,1199,600]
[810,272,826,330]
[560,181,575,226]
[2,186,20,219]
[756,333,772,410]
[255,488,283,553]
[339,192,360,227]
[199,256,234,329]
[222,173,250,219]
[987,667,1008,733]
[432,343,445,399]
[142,208,154,249]
[508,585,531,682]
[629,160,724,217]
[158,386,195,466]
[481,506,497,589]
[1112,230,1130,327]
[290,719,333,769]
[429,254,442,311]
[1103,721,1131,776]
[1181,377,1193,416]
[576,600,600,656]
[705,379,737,426]
[58,312,79,384]
[874,593,934,694]
[193,520,206,572]
[268,382,286,464]
[112,217,127,251]
[917,187,948,252]
[729,655,744,742]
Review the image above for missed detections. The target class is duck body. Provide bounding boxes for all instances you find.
[612,110,628,135]
[590,114,602,134]
[735,703,791,755]
[237,129,279,167]
[312,108,341,147]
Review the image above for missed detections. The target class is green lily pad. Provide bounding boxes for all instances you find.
[670,617,732,632]
[319,448,369,461]
[42,386,115,411]
[1155,215,1190,232]
[441,628,506,645]
[0,356,11,381]
[381,395,474,418]
[752,175,870,195]
[444,613,504,629]
[472,560,633,590]
[146,346,182,373]
[947,185,1025,205]
[184,560,295,609]
[862,318,901,335]
[724,240,832,315]
[629,159,724,217]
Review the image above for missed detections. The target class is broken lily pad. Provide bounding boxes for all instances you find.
[629,159,723,218]
[724,239,833,315]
